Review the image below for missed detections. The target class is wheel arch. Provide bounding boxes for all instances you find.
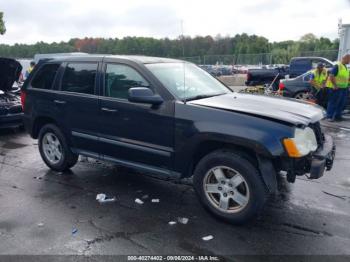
[32,116,58,139]
[187,139,278,193]
[188,140,260,177]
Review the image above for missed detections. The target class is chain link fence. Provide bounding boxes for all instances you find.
[177,50,339,66]
[202,55,235,65]
[298,50,338,61]
[235,53,272,65]
[180,56,202,64]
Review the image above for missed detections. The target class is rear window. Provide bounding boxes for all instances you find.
[31,63,60,90]
[61,63,97,95]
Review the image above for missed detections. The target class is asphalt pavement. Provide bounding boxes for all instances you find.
[0,119,350,258]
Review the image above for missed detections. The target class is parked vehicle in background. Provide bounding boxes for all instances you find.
[288,57,334,78]
[199,65,233,77]
[246,57,334,89]
[279,72,314,99]
[0,58,23,128]
[22,55,336,224]
[279,71,350,109]
[246,66,288,90]
[34,52,87,63]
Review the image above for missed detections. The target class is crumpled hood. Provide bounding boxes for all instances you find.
[0,58,22,92]
[188,93,324,126]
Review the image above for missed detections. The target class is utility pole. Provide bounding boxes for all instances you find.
[181,20,185,57]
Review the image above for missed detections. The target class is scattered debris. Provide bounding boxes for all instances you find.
[178,217,189,224]
[168,221,177,225]
[33,176,43,180]
[141,194,149,199]
[37,222,44,227]
[151,199,160,203]
[322,191,347,200]
[135,198,144,205]
[72,228,78,235]
[96,193,117,204]
[337,133,346,138]
[202,235,214,241]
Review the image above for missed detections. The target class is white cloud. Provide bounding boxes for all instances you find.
[1,0,349,44]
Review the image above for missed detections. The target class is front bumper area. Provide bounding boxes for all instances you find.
[0,113,23,129]
[309,134,336,179]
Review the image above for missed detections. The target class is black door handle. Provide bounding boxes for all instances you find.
[101,107,118,113]
[54,100,66,105]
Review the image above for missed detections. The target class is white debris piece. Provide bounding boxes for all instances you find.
[177,217,189,224]
[151,199,160,203]
[96,193,116,204]
[168,221,177,225]
[135,198,144,205]
[202,235,214,241]
[37,222,45,227]
[141,194,149,199]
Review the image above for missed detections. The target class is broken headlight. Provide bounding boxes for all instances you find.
[283,127,318,158]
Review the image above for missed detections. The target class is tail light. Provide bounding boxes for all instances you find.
[246,73,251,81]
[20,90,26,110]
[279,82,285,90]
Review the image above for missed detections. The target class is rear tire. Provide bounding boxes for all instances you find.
[38,124,78,172]
[193,150,267,224]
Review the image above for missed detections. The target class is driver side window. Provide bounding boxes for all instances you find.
[104,64,150,99]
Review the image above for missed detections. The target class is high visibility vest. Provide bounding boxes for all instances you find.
[326,62,349,88]
[311,68,327,89]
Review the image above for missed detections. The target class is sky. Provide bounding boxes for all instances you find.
[1,0,350,45]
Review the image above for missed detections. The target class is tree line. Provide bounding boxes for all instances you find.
[0,33,339,64]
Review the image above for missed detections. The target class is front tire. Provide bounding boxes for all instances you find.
[38,124,78,172]
[193,150,267,224]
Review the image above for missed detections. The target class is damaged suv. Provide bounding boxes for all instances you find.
[22,56,336,223]
[0,58,23,128]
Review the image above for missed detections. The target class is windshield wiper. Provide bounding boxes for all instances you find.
[185,93,225,102]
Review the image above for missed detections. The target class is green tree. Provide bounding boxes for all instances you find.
[0,12,5,35]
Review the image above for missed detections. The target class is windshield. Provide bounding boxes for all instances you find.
[146,63,231,101]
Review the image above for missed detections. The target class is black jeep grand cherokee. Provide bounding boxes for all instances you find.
[21,55,336,223]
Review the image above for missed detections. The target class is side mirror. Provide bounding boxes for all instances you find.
[128,87,163,105]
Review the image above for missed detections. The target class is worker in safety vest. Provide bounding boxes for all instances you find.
[309,62,328,107]
[325,54,350,121]
[25,61,36,79]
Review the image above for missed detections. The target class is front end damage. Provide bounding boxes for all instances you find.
[278,122,336,183]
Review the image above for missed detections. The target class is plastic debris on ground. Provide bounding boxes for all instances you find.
[177,217,189,224]
[135,198,144,205]
[37,222,44,227]
[151,199,160,203]
[202,235,214,241]
[96,193,116,204]
[168,221,177,225]
[72,228,78,235]
[141,194,149,199]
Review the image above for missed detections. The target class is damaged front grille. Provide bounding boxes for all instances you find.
[310,122,324,146]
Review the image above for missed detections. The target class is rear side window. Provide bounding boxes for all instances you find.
[302,73,312,82]
[61,63,97,95]
[31,63,60,90]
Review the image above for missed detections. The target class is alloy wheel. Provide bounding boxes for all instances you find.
[203,166,250,213]
[42,132,63,165]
